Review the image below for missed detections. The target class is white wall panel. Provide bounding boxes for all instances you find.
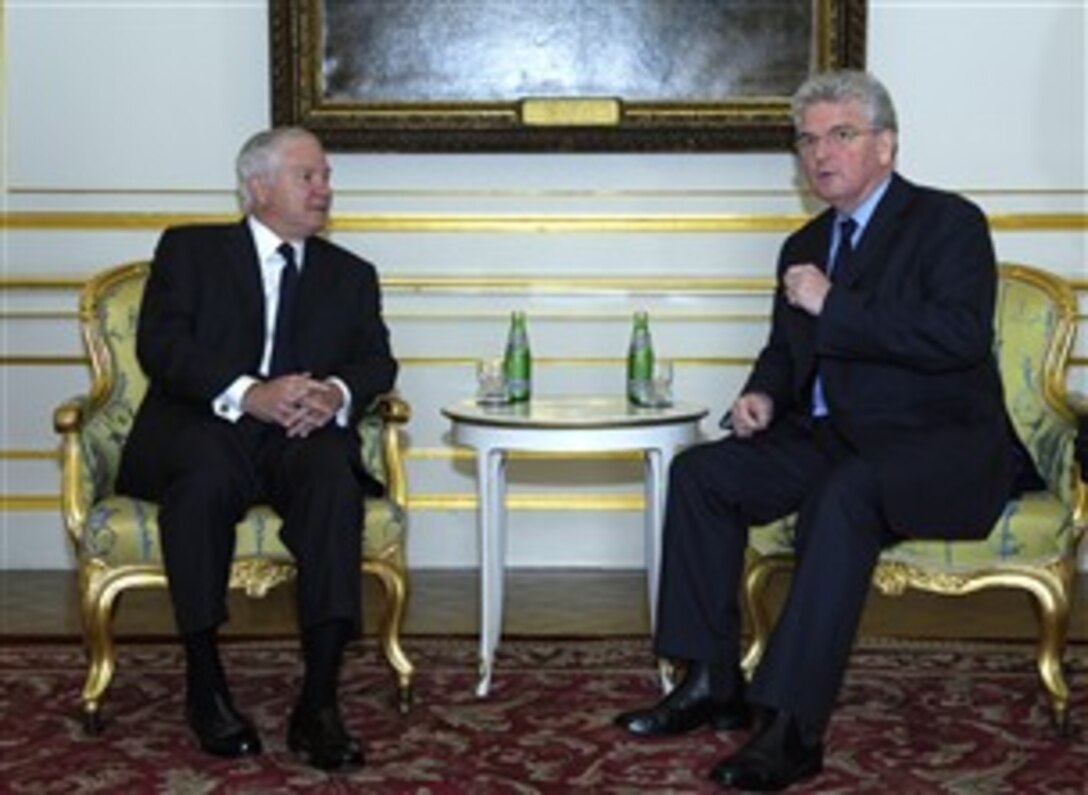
[7,1,267,190]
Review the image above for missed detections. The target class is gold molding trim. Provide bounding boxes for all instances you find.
[1,211,1085,234]
[0,311,80,321]
[0,495,58,511]
[0,356,85,366]
[1,492,643,513]
[1,278,85,290]
[3,274,1087,293]
[406,493,644,511]
[0,450,58,461]
[4,354,1087,369]
[398,355,755,367]
[408,448,645,462]
[8,187,1087,199]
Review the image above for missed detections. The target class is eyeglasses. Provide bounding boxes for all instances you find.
[794,126,878,154]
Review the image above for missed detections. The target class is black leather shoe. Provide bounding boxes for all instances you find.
[186,691,262,758]
[287,703,364,771]
[614,662,752,736]
[709,708,823,791]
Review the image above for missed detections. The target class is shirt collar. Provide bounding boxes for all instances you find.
[247,216,303,268]
[839,175,892,235]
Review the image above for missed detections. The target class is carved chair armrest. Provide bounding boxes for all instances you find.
[53,396,96,544]
[359,391,409,508]
[368,391,411,509]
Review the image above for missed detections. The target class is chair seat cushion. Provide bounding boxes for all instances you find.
[82,495,406,567]
[749,490,1075,572]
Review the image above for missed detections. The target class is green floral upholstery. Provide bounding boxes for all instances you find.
[56,261,414,733]
[743,263,1084,732]
[83,496,406,568]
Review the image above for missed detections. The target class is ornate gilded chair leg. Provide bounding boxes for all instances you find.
[1025,574,1072,736]
[79,570,120,735]
[741,556,792,678]
[363,559,414,712]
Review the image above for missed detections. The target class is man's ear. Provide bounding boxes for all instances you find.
[876,129,898,166]
[248,176,268,208]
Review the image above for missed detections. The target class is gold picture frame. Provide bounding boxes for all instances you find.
[270,0,866,152]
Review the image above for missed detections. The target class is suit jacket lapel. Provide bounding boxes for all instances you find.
[227,221,267,365]
[837,173,912,290]
[293,237,336,366]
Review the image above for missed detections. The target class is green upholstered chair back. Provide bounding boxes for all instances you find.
[994,263,1079,507]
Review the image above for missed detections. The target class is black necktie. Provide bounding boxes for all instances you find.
[269,243,299,377]
[829,217,857,280]
[812,217,857,416]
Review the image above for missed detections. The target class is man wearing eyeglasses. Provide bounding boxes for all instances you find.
[614,70,1014,791]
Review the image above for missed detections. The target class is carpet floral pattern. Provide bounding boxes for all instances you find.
[0,638,1084,793]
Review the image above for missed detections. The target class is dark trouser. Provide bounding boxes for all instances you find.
[654,415,899,734]
[122,415,364,637]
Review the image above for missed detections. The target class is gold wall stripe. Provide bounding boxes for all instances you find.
[0,492,642,513]
[399,355,755,367]
[0,356,86,366]
[3,274,1087,293]
[8,187,1086,199]
[1,211,1085,234]
[406,493,643,511]
[5,354,1088,369]
[0,311,79,321]
[0,450,58,461]
[0,278,84,290]
[408,448,642,462]
[387,276,776,293]
[0,496,58,511]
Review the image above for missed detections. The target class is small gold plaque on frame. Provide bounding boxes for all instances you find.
[520,98,622,127]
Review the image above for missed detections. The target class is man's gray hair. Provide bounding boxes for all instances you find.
[235,127,316,212]
[791,70,898,133]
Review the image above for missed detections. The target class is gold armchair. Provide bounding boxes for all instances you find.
[744,263,1086,734]
[54,261,414,734]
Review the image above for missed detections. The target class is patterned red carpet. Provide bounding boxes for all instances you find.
[0,637,1084,793]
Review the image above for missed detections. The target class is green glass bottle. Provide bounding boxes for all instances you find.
[627,310,654,405]
[504,310,532,402]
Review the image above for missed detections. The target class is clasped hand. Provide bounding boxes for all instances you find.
[782,264,830,316]
[243,373,342,438]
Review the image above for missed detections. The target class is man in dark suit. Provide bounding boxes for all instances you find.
[117,127,397,771]
[614,71,1013,791]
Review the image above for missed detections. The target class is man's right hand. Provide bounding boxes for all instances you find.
[731,392,774,438]
[241,374,323,434]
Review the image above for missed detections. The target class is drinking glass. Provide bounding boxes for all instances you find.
[648,358,674,407]
[476,358,509,405]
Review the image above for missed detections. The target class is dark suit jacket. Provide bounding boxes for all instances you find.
[118,221,397,497]
[744,174,1012,538]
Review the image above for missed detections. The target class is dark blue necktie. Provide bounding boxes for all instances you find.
[812,217,857,416]
[269,243,299,377]
[829,217,858,279]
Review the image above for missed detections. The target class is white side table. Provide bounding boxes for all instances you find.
[443,395,708,696]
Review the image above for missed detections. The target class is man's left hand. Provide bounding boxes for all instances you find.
[783,264,831,316]
[286,379,343,438]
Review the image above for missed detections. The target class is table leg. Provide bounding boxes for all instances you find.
[476,447,506,697]
[643,447,668,632]
[646,446,676,692]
